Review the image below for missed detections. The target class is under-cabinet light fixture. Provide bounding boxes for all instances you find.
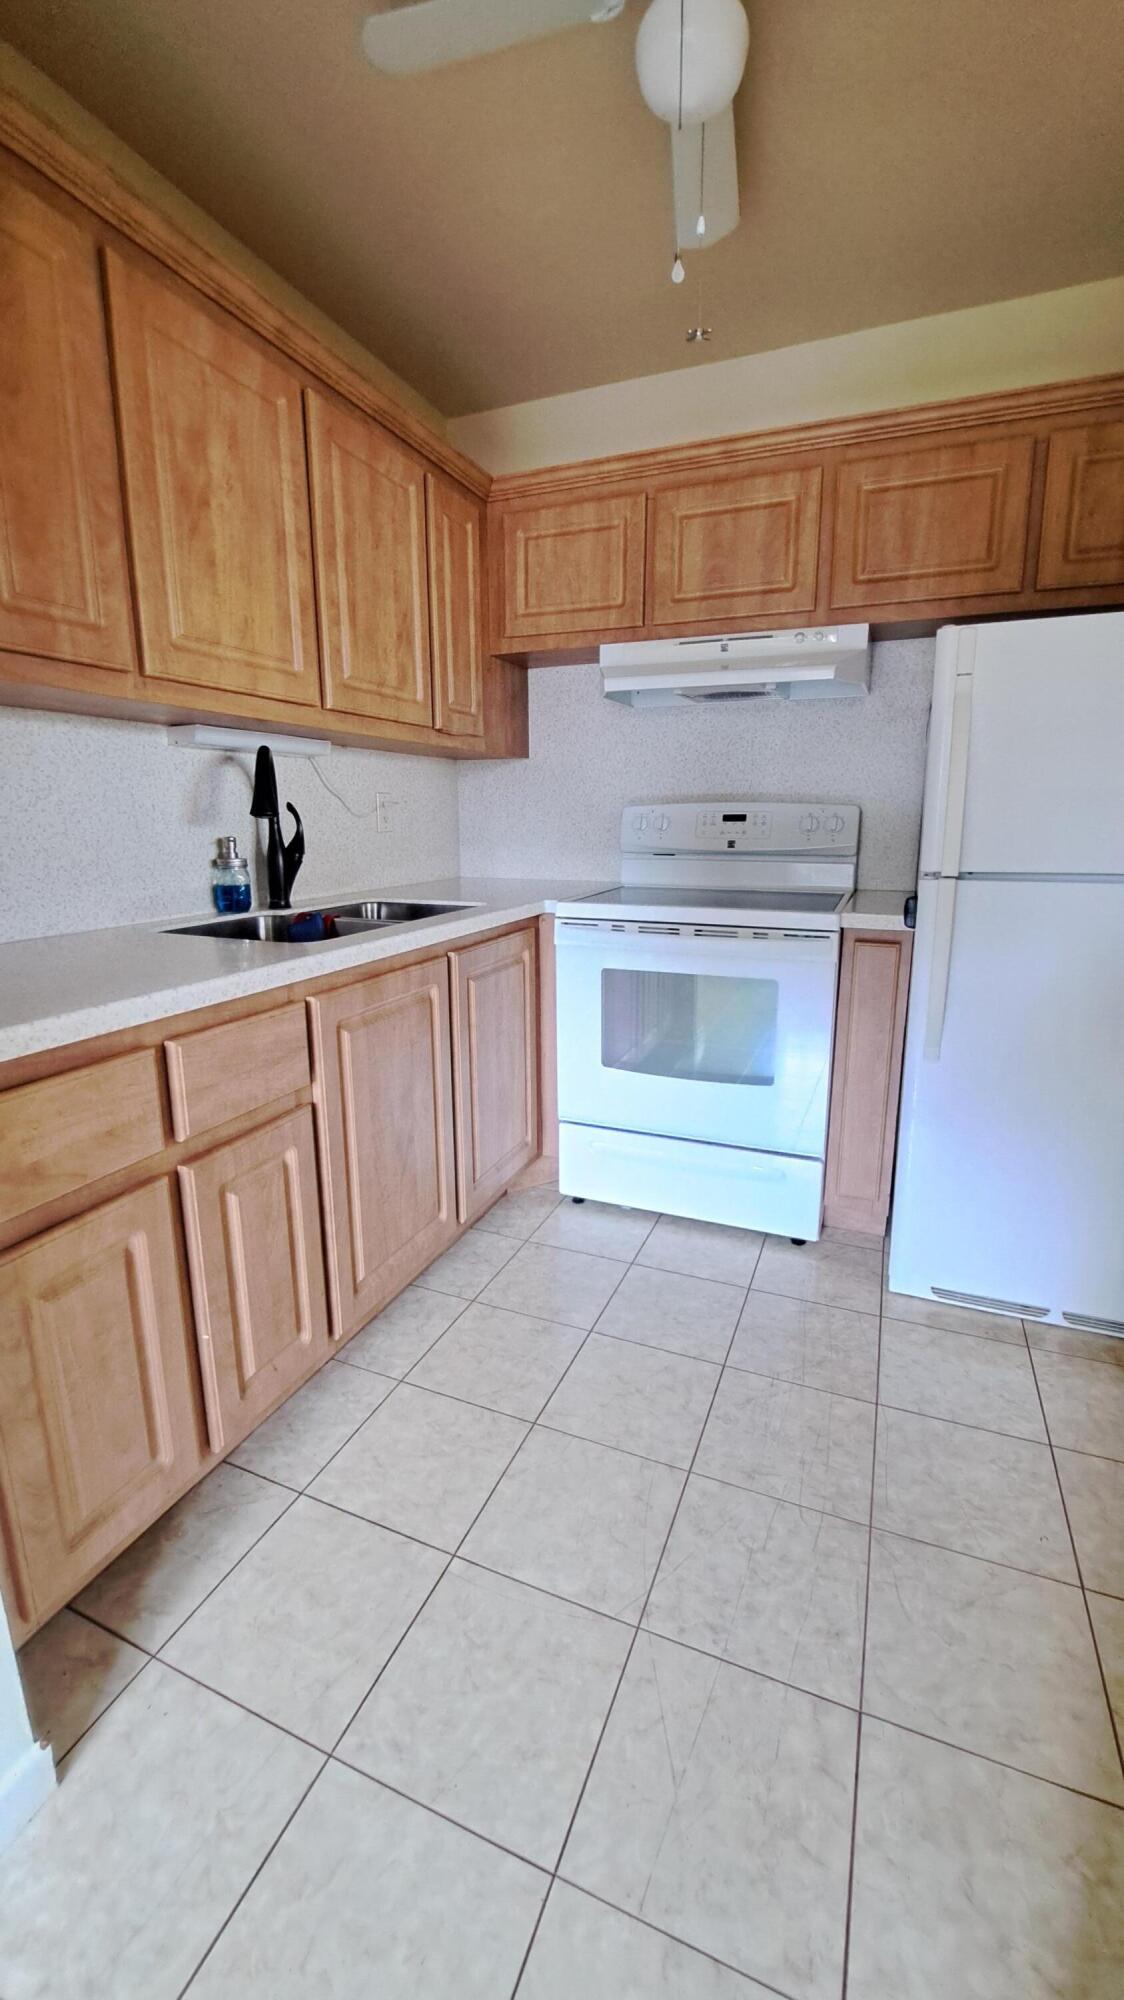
[166,724,332,757]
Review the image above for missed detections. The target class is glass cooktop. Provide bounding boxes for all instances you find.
[581,887,845,914]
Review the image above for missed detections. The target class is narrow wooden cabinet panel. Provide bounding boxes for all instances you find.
[104,248,320,704]
[0,166,135,673]
[1037,421,1124,589]
[177,1107,329,1455]
[451,929,539,1223]
[831,436,1034,609]
[306,388,433,725]
[309,958,458,1337]
[649,466,823,624]
[497,493,646,641]
[823,930,913,1236]
[0,1180,205,1636]
[164,1005,310,1142]
[427,472,485,738]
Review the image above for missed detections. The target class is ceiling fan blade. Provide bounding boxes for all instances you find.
[671,105,740,251]
[361,0,618,76]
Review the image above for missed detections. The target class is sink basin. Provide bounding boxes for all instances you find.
[165,899,478,944]
[323,900,477,924]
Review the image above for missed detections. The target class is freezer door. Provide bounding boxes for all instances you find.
[958,614,1124,876]
[889,878,1124,1330]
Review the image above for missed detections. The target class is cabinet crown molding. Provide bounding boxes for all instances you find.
[488,372,1124,504]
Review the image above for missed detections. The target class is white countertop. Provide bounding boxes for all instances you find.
[0,878,611,1065]
[840,890,914,933]
[0,875,915,1065]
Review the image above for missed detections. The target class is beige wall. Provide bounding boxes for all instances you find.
[448,276,1124,475]
[0,41,445,436]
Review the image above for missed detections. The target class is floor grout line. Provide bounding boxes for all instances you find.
[838,1282,883,1999]
[173,1750,330,1999]
[1023,1337,1124,1788]
[546,1876,803,2000]
[509,1231,766,1998]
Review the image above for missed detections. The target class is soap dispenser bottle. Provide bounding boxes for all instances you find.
[210,835,252,914]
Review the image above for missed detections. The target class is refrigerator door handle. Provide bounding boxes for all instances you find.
[938,670,974,877]
[923,877,958,1060]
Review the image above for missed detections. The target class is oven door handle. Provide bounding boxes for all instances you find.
[554,922,837,966]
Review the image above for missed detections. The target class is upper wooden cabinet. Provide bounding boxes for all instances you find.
[104,248,321,705]
[0,1179,206,1636]
[427,472,485,738]
[649,466,823,625]
[1037,420,1124,590]
[497,492,646,642]
[177,1107,330,1456]
[0,166,135,674]
[451,929,539,1223]
[830,436,1035,610]
[306,388,433,726]
[309,957,459,1339]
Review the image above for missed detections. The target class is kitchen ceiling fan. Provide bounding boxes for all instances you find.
[361,0,750,257]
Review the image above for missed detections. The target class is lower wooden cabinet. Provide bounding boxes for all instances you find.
[177,1107,330,1455]
[452,929,539,1222]
[823,930,913,1236]
[309,958,459,1338]
[0,1180,207,1637]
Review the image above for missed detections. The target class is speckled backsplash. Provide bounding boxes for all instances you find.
[0,711,460,943]
[458,637,935,892]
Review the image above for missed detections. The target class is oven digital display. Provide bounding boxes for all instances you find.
[721,813,747,823]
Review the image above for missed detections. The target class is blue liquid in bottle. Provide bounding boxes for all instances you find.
[213,880,252,914]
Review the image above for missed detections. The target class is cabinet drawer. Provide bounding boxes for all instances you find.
[0,1050,166,1230]
[164,1005,311,1141]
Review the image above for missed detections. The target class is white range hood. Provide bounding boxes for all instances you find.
[601,624,870,706]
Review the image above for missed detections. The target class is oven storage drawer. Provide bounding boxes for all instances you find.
[559,1123,824,1239]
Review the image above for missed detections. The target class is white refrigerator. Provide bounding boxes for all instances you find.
[888,612,1124,1335]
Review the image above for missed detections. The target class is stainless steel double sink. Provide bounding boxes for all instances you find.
[165,899,478,943]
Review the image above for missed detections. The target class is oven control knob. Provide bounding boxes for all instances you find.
[654,813,670,832]
[632,812,648,833]
[799,812,820,834]
[825,812,845,836]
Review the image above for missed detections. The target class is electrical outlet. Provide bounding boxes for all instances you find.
[375,792,398,834]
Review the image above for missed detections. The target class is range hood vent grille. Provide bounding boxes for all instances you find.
[601,625,870,708]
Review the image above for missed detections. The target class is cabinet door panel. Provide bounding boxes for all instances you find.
[831,437,1033,609]
[452,929,539,1222]
[427,472,485,738]
[498,493,646,640]
[307,388,433,725]
[649,466,822,624]
[0,166,135,672]
[823,931,912,1235]
[177,1108,329,1455]
[1037,420,1124,589]
[105,249,320,703]
[0,1180,205,1635]
[310,959,458,1337]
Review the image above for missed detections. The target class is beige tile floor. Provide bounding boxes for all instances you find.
[4,1192,1123,1999]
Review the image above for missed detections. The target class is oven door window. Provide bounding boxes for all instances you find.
[601,968,779,1087]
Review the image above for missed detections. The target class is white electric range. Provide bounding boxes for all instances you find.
[553,800,859,1240]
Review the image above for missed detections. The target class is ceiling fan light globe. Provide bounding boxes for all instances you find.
[635,0,749,126]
